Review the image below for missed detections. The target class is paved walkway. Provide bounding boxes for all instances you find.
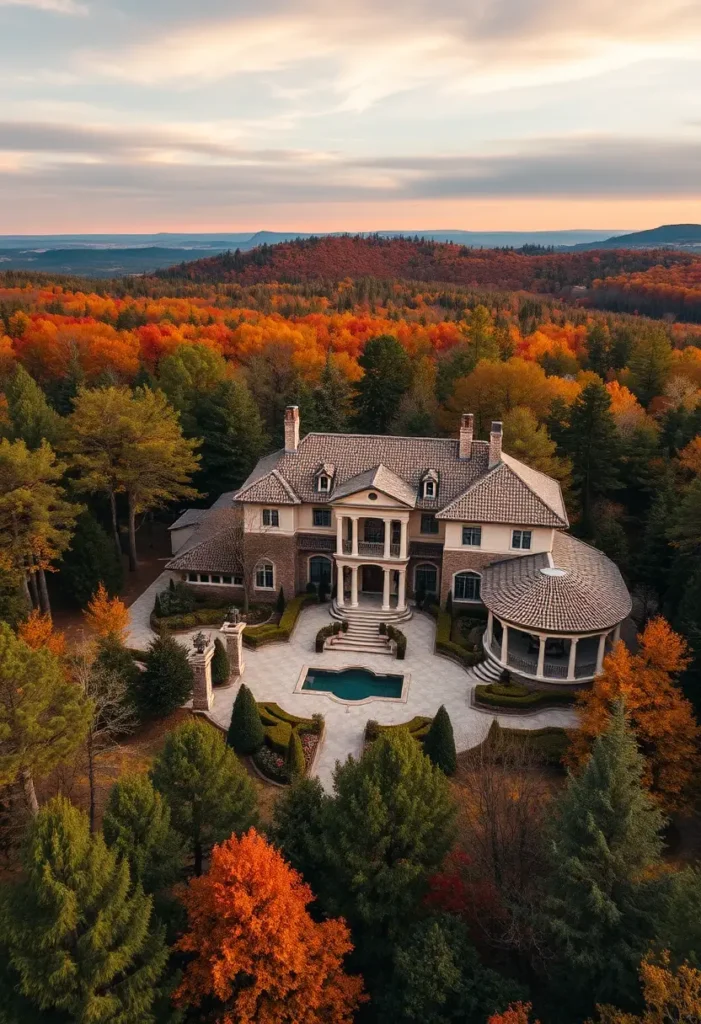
[128,582,577,790]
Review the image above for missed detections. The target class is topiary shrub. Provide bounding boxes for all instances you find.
[132,633,193,720]
[365,720,380,741]
[318,579,329,603]
[386,624,406,659]
[423,704,457,775]
[227,684,264,754]
[285,730,306,782]
[211,637,230,686]
[445,590,453,614]
[276,587,286,614]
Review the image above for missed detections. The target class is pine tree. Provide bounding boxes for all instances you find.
[211,636,229,686]
[354,334,412,433]
[103,772,184,894]
[1,363,61,449]
[286,730,306,782]
[276,585,286,613]
[95,634,139,692]
[628,324,673,406]
[151,719,258,875]
[133,632,193,719]
[311,354,353,433]
[423,705,457,776]
[270,777,329,894]
[392,355,439,436]
[543,704,668,1015]
[227,683,265,754]
[194,377,267,498]
[0,797,168,1024]
[58,511,124,607]
[560,380,621,533]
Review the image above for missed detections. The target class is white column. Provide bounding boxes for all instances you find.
[336,514,344,556]
[486,610,493,647]
[400,519,408,559]
[536,636,546,678]
[567,637,578,681]
[336,562,345,607]
[613,623,621,645]
[382,568,391,611]
[383,519,391,559]
[397,568,406,611]
[596,632,607,674]
[500,623,509,664]
[351,516,359,556]
[350,566,359,607]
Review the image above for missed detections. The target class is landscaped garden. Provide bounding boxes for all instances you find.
[226,685,323,784]
[430,599,487,668]
[151,579,272,631]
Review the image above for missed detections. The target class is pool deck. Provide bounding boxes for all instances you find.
[128,581,577,791]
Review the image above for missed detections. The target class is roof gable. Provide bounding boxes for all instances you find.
[234,469,300,505]
[331,464,417,507]
[436,461,568,527]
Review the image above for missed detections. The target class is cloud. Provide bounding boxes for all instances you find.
[0,0,86,14]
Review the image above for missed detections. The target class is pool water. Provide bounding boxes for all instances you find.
[302,667,403,701]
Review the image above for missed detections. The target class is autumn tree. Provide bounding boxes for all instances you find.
[0,362,61,449]
[488,1004,539,1024]
[0,622,91,813]
[67,385,200,570]
[442,357,561,436]
[17,608,66,657]
[174,828,364,1024]
[354,334,412,433]
[84,581,129,641]
[568,618,698,813]
[592,952,701,1024]
[0,796,168,1023]
[151,719,258,875]
[502,406,571,482]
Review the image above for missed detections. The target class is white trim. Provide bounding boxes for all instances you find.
[184,571,243,587]
[452,569,482,603]
[254,560,275,590]
[307,553,333,584]
[510,528,533,551]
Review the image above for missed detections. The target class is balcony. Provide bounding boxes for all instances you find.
[341,540,402,558]
[489,629,600,682]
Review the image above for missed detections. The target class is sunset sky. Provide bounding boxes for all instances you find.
[1,0,700,233]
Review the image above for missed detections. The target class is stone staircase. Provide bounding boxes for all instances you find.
[470,655,503,683]
[326,601,412,656]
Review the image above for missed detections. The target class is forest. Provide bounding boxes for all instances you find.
[1,237,701,1024]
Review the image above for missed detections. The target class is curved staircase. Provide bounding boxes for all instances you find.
[326,600,412,655]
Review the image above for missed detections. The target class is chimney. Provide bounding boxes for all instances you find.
[489,420,503,467]
[284,405,300,453]
[459,413,474,459]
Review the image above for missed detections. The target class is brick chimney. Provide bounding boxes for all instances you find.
[489,420,503,467]
[459,412,474,459]
[284,405,300,453]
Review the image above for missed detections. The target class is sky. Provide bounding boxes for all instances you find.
[1,0,701,233]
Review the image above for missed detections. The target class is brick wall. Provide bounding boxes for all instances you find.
[407,556,442,599]
[244,533,297,600]
[440,549,504,606]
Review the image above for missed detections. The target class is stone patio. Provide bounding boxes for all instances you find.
[128,573,578,791]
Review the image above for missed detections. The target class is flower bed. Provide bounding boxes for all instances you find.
[252,702,323,784]
[243,594,317,648]
[430,606,485,668]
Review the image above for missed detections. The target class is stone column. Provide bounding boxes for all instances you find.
[567,637,578,681]
[397,568,406,611]
[336,562,345,607]
[486,610,493,647]
[383,519,391,559]
[399,519,408,559]
[351,516,359,556]
[191,639,215,712]
[336,514,344,555]
[596,632,607,675]
[382,567,391,611]
[221,621,246,681]
[613,622,621,645]
[536,636,546,678]
[500,622,509,664]
[350,565,359,607]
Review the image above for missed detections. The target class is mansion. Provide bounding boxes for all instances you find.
[167,406,631,685]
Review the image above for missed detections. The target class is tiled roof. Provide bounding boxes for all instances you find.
[234,468,301,505]
[436,462,568,527]
[166,508,243,574]
[169,508,207,531]
[331,464,417,506]
[480,532,631,633]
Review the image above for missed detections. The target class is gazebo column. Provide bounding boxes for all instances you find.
[382,568,391,611]
[397,569,407,612]
[351,516,359,556]
[336,562,345,607]
[383,519,391,559]
[613,622,621,644]
[500,622,509,664]
[567,637,579,681]
[536,636,546,678]
[486,610,493,647]
[399,519,408,559]
[336,514,344,555]
[596,632,607,674]
[350,565,359,608]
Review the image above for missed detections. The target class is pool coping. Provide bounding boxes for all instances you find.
[294,663,410,706]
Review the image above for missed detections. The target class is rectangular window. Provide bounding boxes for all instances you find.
[262,508,279,527]
[313,508,332,528]
[187,572,198,582]
[423,480,436,498]
[211,575,221,584]
[421,514,439,535]
[198,574,210,583]
[233,574,243,586]
[317,475,330,492]
[512,530,532,550]
[256,564,274,589]
[454,573,481,601]
[462,526,482,547]
[222,575,232,585]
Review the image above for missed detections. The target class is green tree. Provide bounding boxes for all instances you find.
[211,636,229,686]
[628,325,673,406]
[377,914,524,1024]
[0,797,168,1024]
[542,704,668,1016]
[133,632,193,719]
[560,380,621,533]
[635,473,678,597]
[226,683,264,754]
[67,386,200,570]
[322,729,455,963]
[58,511,124,607]
[393,355,439,436]
[311,354,353,433]
[423,705,457,776]
[151,719,258,875]
[1,363,61,449]
[157,343,228,430]
[0,566,29,627]
[585,322,613,378]
[592,503,630,575]
[668,477,701,554]
[354,335,412,433]
[0,622,91,813]
[95,633,140,692]
[103,772,184,894]
[194,377,266,498]
[285,730,306,782]
[269,776,329,894]
[502,406,571,481]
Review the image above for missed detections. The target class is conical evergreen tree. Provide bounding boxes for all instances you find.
[543,703,668,1016]
[560,380,621,534]
[285,730,306,782]
[227,683,264,754]
[270,777,329,895]
[0,797,168,1024]
[211,637,229,686]
[423,705,457,775]
[133,632,193,719]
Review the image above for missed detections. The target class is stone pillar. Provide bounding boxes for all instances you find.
[399,519,408,559]
[500,622,509,664]
[350,565,359,607]
[383,519,391,559]
[567,637,578,681]
[613,622,621,645]
[336,514,344,555]
[221,622,246,681]
[382,567,391,611]
[596,632,607,675]
[191,639,215,712]
[336,562,345,607]
[536,636,546,678]
[397,568,406,611]
[486,610,493,647]
[351,516,359,556]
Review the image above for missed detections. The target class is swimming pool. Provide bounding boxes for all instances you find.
[299,666,406,702]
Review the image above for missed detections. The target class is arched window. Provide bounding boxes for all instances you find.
[255,561,274,589]
[414,563,438,597]
[309,555,332,588]
[454,571,481,602]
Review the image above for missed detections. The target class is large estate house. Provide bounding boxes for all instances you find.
[167,405,631,685]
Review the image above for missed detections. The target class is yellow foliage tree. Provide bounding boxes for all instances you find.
[679,436,701,478]
[593,952,701,1024]
[84,583,129,642]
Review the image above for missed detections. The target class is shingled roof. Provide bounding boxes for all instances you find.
[480,532,631,633]
[436,459,568,527]
[332,464,417,506]
[166,508,243,574]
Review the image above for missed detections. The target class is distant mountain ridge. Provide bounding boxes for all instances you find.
[571,223,701,251]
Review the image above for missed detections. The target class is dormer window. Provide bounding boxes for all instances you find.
[314,462,335,494]
[424,479,436,498]
[317,474,330,493]
[420,469,439,500]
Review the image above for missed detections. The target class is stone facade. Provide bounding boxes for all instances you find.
[439,549,504,605]
[244,532,297,600]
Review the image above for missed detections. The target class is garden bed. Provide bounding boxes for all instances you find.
[429,605,485,668]
[243,594,317,648]
[364,715,432,751]
[474,682,576,710]
[251,702,323,784]
[150,580,272,631]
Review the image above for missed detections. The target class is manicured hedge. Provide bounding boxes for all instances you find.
[490,721,570,767]
[386,624,406,659]
[365,716,432,743]
[243,594,317,648]
[475,683,576,709]
[315,621,344,652]
[150,606,230,632]
[434,608,484,667]
[257,702,318,756]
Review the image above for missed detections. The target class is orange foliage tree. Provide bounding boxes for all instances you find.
[593,952,701,1024]
[174,829,365,1024]
[84,582,129,642]
[567,618,698,812]
[17,609,66,657]
[679,436,701,478]
[488,1003,540,1024]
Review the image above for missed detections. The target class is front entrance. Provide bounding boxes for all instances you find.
[361,565,384,593]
